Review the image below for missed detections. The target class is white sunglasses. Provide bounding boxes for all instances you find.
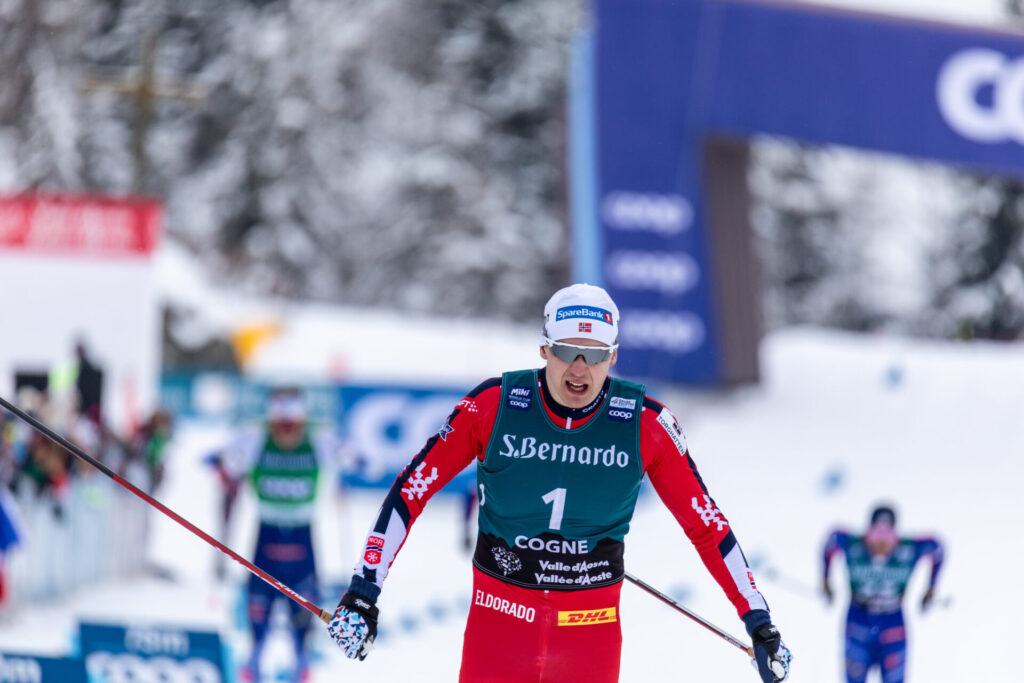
[543,337,618,365]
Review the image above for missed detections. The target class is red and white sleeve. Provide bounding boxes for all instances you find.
[350,379,501,597]
[640,396,769,619]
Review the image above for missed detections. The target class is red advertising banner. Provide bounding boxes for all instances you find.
[0,193,162,256]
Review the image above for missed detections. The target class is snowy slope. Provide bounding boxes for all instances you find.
[1,325,1021,682]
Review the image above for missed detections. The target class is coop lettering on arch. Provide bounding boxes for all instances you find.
[937,48,1024,145]
[587,0,1024,384]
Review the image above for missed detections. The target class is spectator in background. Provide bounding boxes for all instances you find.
[1,379,151,601]
[0,410,15,486]
[74,339,103,426]
[0,411,23,608]
[15,431,72,518]
[206,447,243,582]
[130,409,174,493]
[0,487,22,607]
[66,416,102,477]
[823,504,945,683]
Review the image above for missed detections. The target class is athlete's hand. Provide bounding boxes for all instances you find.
[749,622,792,682]
[328,591,379,660]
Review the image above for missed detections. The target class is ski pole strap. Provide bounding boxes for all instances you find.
[624,571,754,658]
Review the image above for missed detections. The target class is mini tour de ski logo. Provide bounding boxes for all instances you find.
[691,494,728,531]
[401,462,439,501]
[491,547,523,576]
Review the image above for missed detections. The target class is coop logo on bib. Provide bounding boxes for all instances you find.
[607,408,633,422]
[507,386,532,410]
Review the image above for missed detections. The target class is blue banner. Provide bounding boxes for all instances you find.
[705,1,1024,170]
[0,651,86,683]
[336,383,474,491]
[588,0,1024,384]
[79,621,229,683]
[594,0,725,383]
[161,374,475,492]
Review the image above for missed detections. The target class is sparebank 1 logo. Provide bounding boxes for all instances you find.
[937,48,1024,145]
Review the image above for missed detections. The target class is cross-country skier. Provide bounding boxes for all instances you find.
[822,504,944,683]
[327,284,792,682]
[217,387,341,683]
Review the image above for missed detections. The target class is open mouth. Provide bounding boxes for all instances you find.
[565,380,589,396]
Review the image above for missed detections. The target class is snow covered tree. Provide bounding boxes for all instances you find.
[749,139,886,332]
[921,176,1024,340]
[118,0,577,320]
[3,0,581,321]
[0,0,106,190]
[915,1,1024,340]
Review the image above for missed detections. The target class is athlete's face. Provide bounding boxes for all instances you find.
[269,418,304,449]
[865,522,898,557]
[540,337,617,409]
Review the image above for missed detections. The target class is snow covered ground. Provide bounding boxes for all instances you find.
[1,325,1021,682]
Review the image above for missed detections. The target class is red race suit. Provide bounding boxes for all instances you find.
[352,373,769,682]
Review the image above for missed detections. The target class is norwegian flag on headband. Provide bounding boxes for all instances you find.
[579,322,593,333]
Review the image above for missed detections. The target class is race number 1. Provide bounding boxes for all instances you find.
[542,487,566,530]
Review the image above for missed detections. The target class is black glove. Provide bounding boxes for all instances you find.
[750,622,792,682]
[327,590,379,660]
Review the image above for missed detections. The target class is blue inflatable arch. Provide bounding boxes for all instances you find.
[572,0,1024,384]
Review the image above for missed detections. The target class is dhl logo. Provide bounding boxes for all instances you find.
[556,607,617,626]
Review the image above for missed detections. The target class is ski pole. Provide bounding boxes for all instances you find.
[0,395,333,624]
[759,564,821,600]
[624,571,754,658]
